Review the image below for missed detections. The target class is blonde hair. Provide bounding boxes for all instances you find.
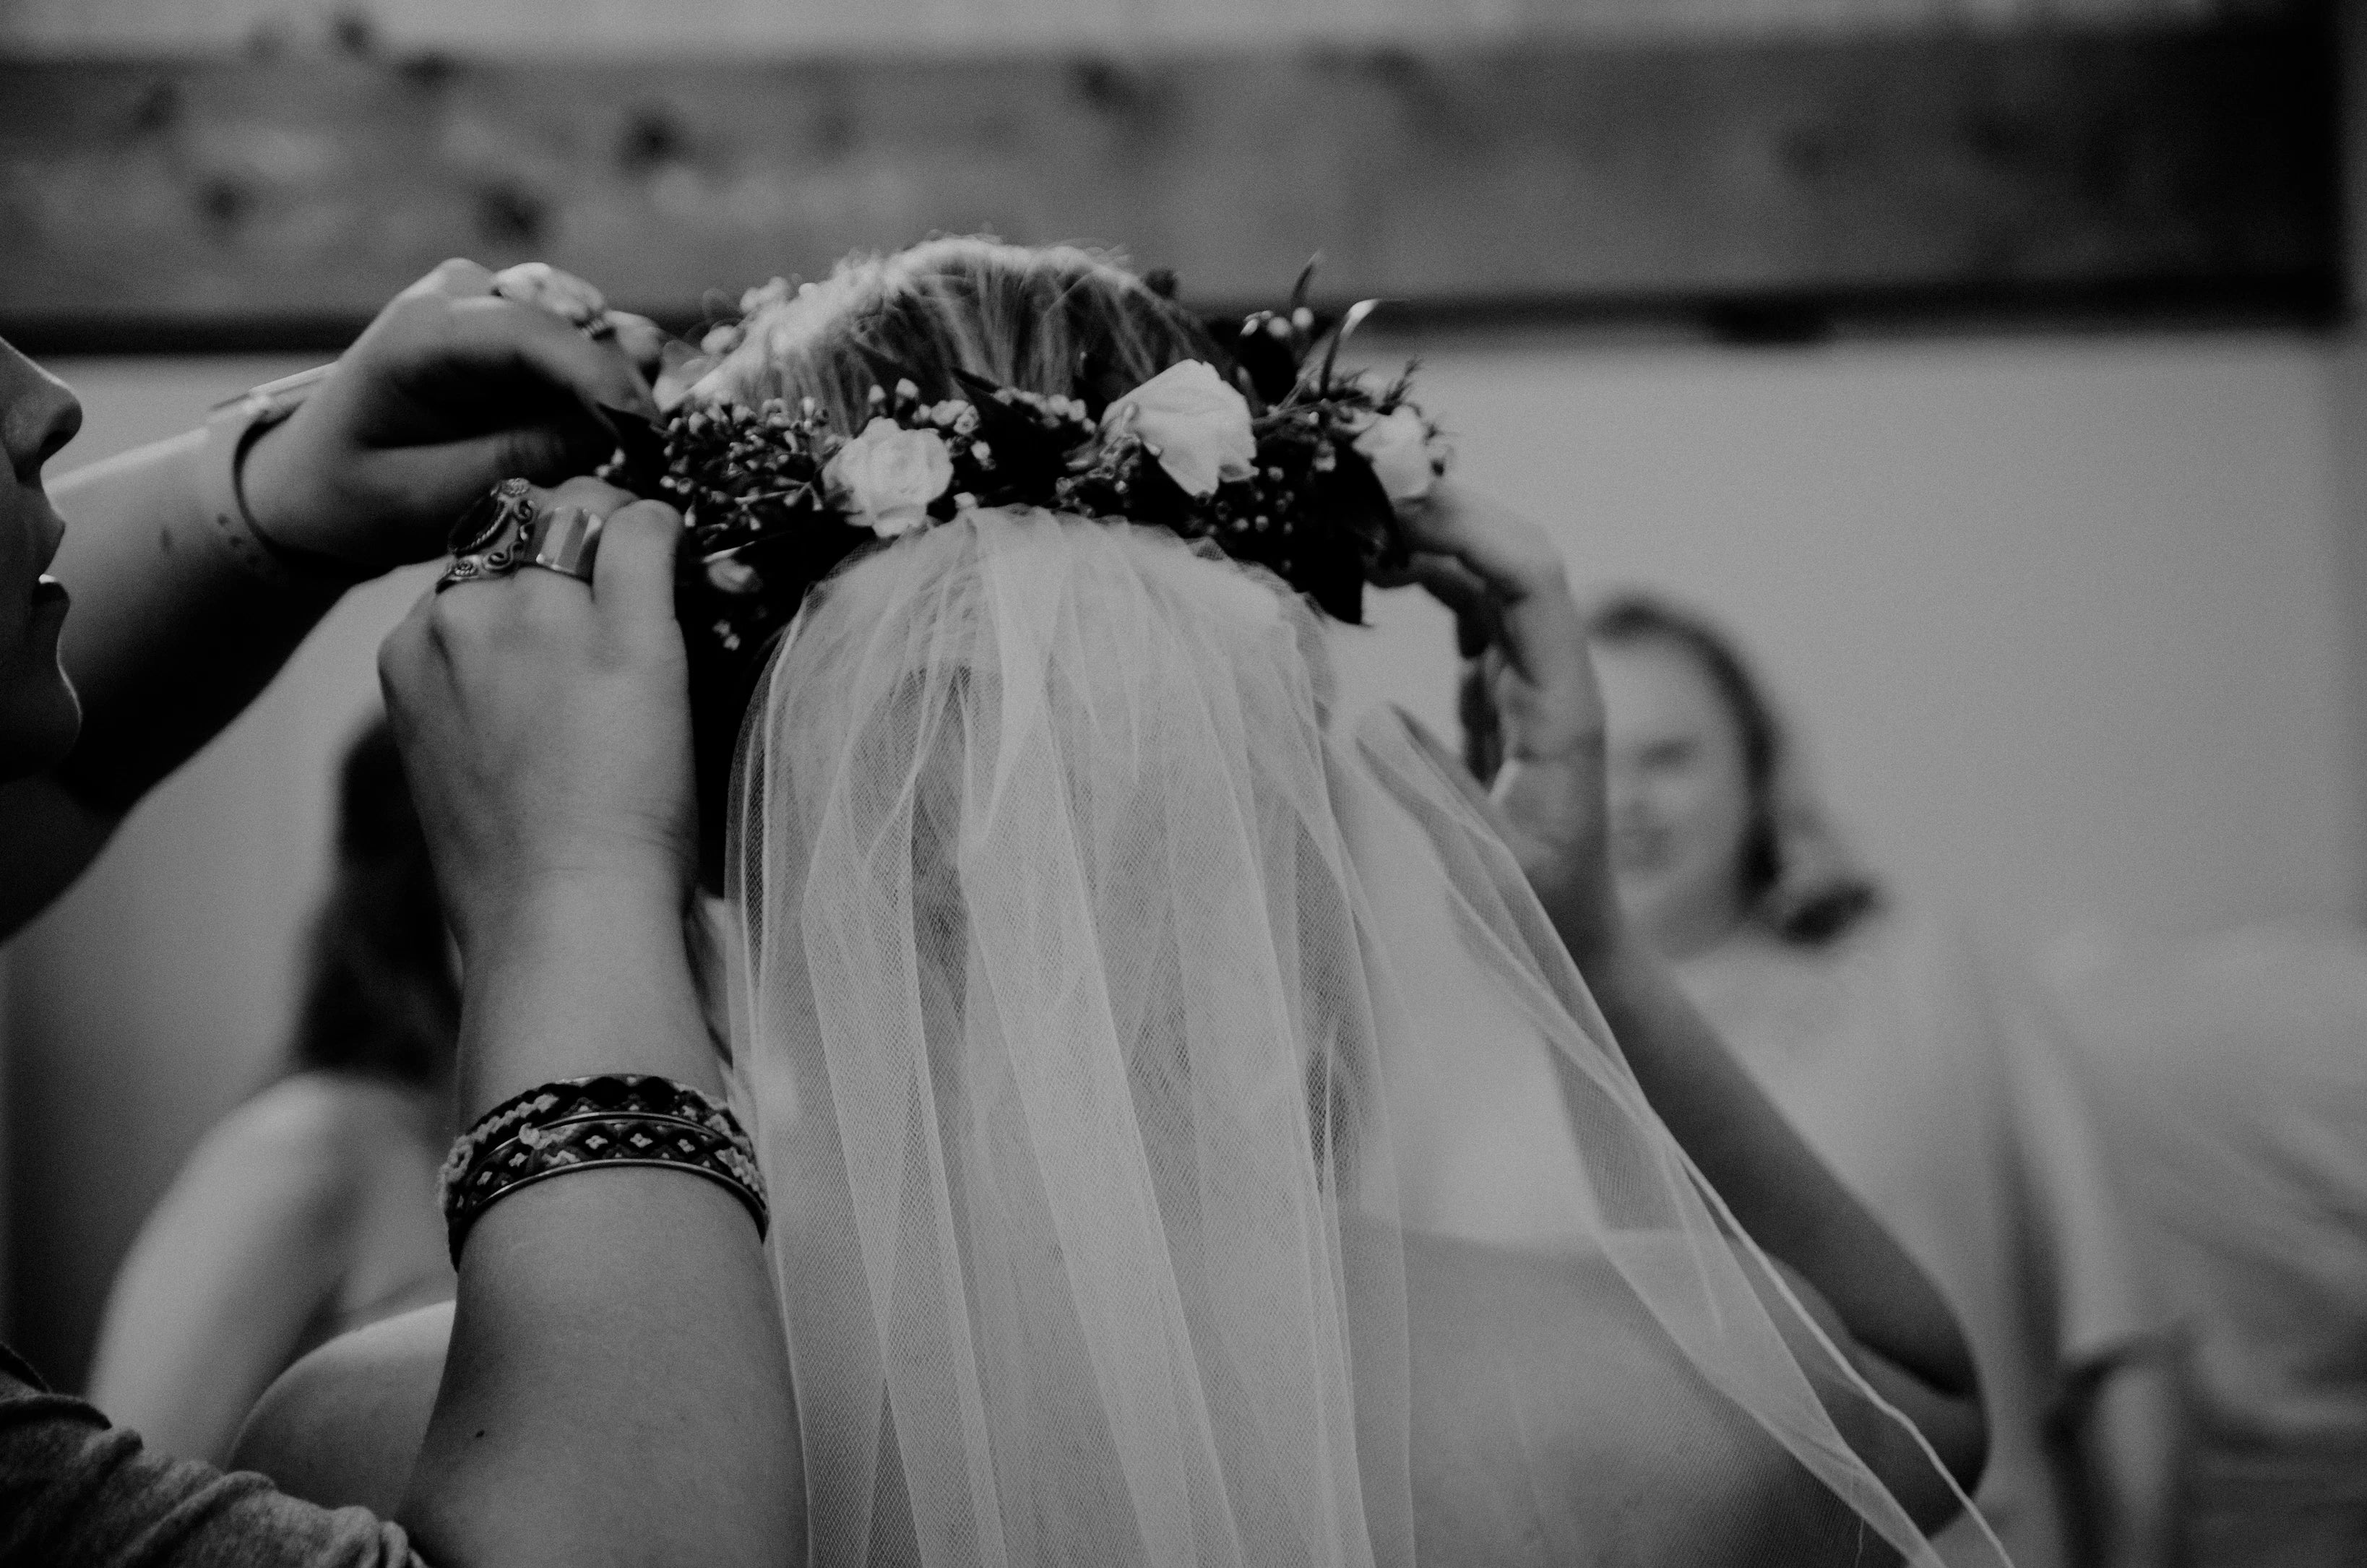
[697,237,1228,435]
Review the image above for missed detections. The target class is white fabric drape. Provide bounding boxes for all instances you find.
[727,508,2000,1566]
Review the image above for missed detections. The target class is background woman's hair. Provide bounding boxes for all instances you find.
[1465,593,1879,946]
[285,716,460,1086]
[700,237,1232,434]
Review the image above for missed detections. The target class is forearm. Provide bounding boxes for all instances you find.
[399,881,798,1568]
[46,433,344,816]
[2080,1358,2177,1568]
[1579,934,1982,1419]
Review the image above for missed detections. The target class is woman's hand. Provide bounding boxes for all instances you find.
[1389,482,1623,965]
[241,259,665,574]
[377,478,693,961]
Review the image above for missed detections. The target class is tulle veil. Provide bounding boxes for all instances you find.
[719,504,2004,1567]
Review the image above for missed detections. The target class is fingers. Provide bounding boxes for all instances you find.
[1398,482,1566,603]
[590,501,685,638]
[404,257,498,302]
[436,479,673,643]
[1399,485,1585,693]
[447,293,660,423]
[605,312,670,381]
[542,475,641,515]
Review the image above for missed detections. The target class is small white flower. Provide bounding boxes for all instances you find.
[1350,405,1439,506]
[824,417,954,538]
[705,556,762,595]
[1102,361,1256,498]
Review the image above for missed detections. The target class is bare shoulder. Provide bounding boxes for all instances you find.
[230,1299,454,1516]
[233,1072,433,1153]
[204,1073,431,1194]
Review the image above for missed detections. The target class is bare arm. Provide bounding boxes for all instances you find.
[378,486,799,1568]
[1394,483,1986,1521]
[0,261,657,941]
[1579,934,1987,1516]
[2071,1355,2177,1568]
[0,434,337,936]
[87,1078,368,1465]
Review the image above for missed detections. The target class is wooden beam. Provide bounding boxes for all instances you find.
[0,17,2340,352]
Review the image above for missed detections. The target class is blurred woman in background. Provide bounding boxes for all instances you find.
[1462,590,2170,1567]
[2053,923,2367,1568]
[86,715,457,1465]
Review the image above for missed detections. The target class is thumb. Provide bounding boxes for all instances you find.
[373,426,611,546]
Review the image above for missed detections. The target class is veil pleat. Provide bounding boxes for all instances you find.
[728,507,2003,1567]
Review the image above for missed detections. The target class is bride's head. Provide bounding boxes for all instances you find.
[694,237,1230,436]
[665,236,1394,876]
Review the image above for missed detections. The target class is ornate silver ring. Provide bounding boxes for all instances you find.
[437,477,538,592]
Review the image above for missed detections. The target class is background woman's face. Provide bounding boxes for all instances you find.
[1592,637,1754,952]
[0,338,82,780]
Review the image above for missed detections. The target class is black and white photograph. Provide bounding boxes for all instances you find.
[0,1,2357,1564]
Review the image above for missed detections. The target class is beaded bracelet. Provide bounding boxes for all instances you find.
[437,1074,769,1264]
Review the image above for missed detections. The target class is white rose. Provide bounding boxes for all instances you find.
[1102,361,1256,498]
[1350,405,1439,506]
[824,417,954,537]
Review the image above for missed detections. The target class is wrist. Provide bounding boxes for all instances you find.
[463,864,688,968]
[458,873,720,1116]
[201,393,371,586]
[236,414,307,546]
[239,411,375,572]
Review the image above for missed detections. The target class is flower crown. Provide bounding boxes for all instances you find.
[599,275,1447,852]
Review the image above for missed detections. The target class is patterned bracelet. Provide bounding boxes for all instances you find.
[437,1074,769,1264]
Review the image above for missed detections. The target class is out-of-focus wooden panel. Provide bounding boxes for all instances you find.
[0,16,2340,350]
[0,0,2250,59]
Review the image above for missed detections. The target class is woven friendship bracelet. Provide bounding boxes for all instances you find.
[438,1074,767,1264]
[437,1073,748,1193]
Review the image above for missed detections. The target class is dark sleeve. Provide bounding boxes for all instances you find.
[0,1349,426,1568]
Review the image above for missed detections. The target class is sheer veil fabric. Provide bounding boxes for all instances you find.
[725,507,2000,1567]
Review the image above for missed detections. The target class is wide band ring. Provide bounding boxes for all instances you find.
[436,477,537,593]
[522,504,602,584]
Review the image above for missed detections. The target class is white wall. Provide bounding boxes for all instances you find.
[7,325,2358,1383]
[1337,327,2363,953]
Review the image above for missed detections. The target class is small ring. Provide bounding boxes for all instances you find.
[522,504,603,585]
